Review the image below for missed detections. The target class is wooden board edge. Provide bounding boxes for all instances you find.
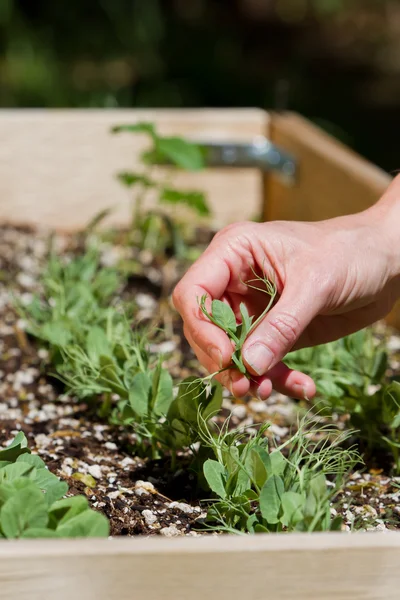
[1,530,400,558]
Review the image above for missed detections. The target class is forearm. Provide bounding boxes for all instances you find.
[365,175,400,282]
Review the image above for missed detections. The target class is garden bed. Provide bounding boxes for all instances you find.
[1,223,400,538]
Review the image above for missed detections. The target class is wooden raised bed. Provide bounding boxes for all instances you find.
[0,109,397,600]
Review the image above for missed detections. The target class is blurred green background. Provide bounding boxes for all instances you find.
[0,0,399,172]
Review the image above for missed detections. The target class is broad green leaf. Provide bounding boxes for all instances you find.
[160,188,209,216]
[0,483,48,538]
[169,377,207,425]
[56,510,109,538]
[280,491,304,528]
[260,475,284,524]
[203,460,227,499]
[31,468,68,506]
[0,432,30,462]
[254,523,269,533]
[155,137,204,171]
[86,326,112,365]
[211,300,237,333]
[152,366,174,416]
[249,448,268,489]
[16,453,46,469]
[269,451,286,478]
[21,528,60,539]
[48,496,89,529]
[41,321,72,347]
[0,462,34,483]
[246,513,258,534]
[372,351,388,383]
[129,371,151,418]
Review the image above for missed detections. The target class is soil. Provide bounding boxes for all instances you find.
[1,224,400,536]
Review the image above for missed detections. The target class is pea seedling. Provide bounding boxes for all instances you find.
[199,270,276,376]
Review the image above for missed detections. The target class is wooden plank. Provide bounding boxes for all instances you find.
[264,112,392,223]
[263,112,400,329]
[0,532,399,600]
[0,109,268,231]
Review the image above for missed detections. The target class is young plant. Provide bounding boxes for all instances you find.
[111,121,210,258]
[200,414,359,534]
[286,329,400,469]
[0,433,109,539]
[199,271,276,376]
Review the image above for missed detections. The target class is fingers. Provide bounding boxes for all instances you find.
[242,280,325,376]
[250,363,316,400]
[173,252,234,365]
[184,326,250,397]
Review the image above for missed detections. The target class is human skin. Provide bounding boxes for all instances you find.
[172,175,400,400]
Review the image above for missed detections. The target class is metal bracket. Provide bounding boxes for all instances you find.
[199,136,297,182]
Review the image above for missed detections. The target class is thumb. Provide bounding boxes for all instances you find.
[242,284,322,376]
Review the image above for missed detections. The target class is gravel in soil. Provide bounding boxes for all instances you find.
[0,224,400,535]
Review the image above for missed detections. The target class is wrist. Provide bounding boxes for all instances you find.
[362,175,400,281]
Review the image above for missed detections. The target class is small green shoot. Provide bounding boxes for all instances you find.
[200,413,359,534]
[199,270,276,376]
[111,121,210,258]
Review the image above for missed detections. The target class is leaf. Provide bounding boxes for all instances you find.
[152,367,174,416]
[280,491,304,528]
[249,448,268,489]
[160,188,209,216]
[239,303,253,344]
[31,467,68,506]
[269,451,286,478]
[0,482,48,538]
[48,496,89,529]
[0,432,30,462]
[168,377,207,425]
[21,528,60,538]
[372,351,388,383]
[16,453,45,469]
[246,513,258,534]
[128,371,151,418]
[72,472,97,488]
[211,300,237,333]
[259,475,284,524]
[56,510,109,538]
[111,122,156,136]
[116,171,154,189]
[86,326,112,365]
[203,460,227,499]
[41,322,72,347]
[155,136,204,171]
[0,462,34,484]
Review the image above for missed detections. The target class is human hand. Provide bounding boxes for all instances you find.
[173,177,400,400]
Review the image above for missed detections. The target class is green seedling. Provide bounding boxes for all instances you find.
[200,413,359,534]
[0,433,109,539]
[199,270,276,376]
[286,329,400,471]
[112,121,210,258]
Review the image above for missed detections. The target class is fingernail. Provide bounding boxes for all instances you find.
[208,346,223,369]
[220,372,233,394]
[292,383,307,399]
[243,343,274,376]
